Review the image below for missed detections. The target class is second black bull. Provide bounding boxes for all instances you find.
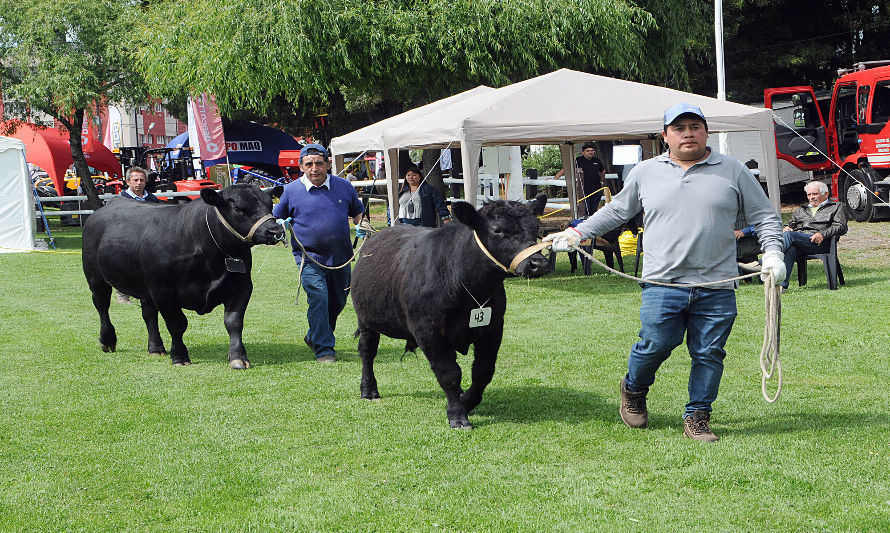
[81,185,284,369]
[350,197,550,429]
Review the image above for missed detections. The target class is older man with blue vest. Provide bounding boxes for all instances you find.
[545,103,785,442]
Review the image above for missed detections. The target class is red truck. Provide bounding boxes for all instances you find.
[766,60,890,221]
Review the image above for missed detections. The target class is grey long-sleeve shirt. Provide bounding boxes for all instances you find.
[574,149,783,289]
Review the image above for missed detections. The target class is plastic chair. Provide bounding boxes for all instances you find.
[796,235,845,290]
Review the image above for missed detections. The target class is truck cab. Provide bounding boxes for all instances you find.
[766,61,890,221]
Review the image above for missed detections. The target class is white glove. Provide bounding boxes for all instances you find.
[543,227,583,253]
[760,250,786,284]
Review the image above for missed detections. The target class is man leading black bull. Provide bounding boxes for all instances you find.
[273,144,364,363]
[546,103,785,442]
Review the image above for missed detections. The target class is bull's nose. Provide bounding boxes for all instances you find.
[519,255,551,278]
[266,225,285,243]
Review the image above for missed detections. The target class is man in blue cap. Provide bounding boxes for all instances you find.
[545,103,786,441]
[273,143,364,363]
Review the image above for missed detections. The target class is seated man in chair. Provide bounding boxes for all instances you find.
[780,181,848,292]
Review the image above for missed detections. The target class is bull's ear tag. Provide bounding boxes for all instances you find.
[469,307,492,328]
[225,258,247,273]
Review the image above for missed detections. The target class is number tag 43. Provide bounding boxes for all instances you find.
[469,307,492,328]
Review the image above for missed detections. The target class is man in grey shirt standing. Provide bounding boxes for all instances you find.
[545,103,786,442]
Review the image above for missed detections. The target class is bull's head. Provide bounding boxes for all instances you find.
[200,185,285,245]
[452,199,550,278]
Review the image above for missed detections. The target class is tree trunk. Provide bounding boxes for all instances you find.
[68,109,102,210]
[422,149,445,197]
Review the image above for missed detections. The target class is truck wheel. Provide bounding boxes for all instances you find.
[840,169,874,222]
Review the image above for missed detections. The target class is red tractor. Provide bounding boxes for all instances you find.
[767,60,890,221]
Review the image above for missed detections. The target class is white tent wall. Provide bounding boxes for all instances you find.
[0,137,38,253]
[756,112,782,211]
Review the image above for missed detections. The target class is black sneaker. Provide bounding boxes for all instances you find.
[684,410,719,442]
[619,378,648,428]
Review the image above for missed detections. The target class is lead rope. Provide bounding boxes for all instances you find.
[567,244,782,403]
[760,271,782,402]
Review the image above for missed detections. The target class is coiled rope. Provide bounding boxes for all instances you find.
[566,244,782,402]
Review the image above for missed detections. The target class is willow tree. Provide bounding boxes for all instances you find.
[0,0,147,208]
[130,0,706,132]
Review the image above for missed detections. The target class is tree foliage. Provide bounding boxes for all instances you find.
[130,0,707,136]
[0,0,148,207]
[691,0,890,103]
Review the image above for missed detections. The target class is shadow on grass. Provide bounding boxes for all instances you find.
[401,384,613,427]
[169,341,320,366]
[720,410,889,437]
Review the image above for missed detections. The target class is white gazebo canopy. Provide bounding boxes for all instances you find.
[331,68,781,220]
[329,85,495,158]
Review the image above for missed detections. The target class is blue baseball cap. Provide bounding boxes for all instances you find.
[663,103,708,129]
[300,143,329,159]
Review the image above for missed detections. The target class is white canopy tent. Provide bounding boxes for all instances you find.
[329,85,495,172]
[0,137,38,253]
[330,69,781,221]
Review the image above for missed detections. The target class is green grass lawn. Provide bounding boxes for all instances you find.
[1,220,888,531]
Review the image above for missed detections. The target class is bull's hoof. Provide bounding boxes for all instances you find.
[149,351,167,357]
[448,416,473,430]
[228,359,249,370]
[361,389,380,400]
[99,343,116,353]
[173,360,191,366]
[449,420,473,430]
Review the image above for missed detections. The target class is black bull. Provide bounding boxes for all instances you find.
[81,185,284,369]
[350,198,550,429]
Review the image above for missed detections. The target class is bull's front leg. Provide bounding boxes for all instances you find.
[89,283,117,353]
[461,329,503,414]
[421,339,471,429]
[223,291,250,370]
[140,299,167,357]
[357,326,381,399]
[158,305,190,366]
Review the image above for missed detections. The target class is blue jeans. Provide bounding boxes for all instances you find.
[625,285,737,418]
[298,258,351,358]
[781,231,829,288]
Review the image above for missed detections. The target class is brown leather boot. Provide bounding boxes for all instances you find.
[619,378,648,428]
[683,410,719,442]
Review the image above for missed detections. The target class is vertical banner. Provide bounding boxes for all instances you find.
[102,106,122,151]
[189,93,227,161]
[81,120,99,151]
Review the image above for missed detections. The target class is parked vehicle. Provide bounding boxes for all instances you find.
[118,146,219,202]
[767,60,890,221]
